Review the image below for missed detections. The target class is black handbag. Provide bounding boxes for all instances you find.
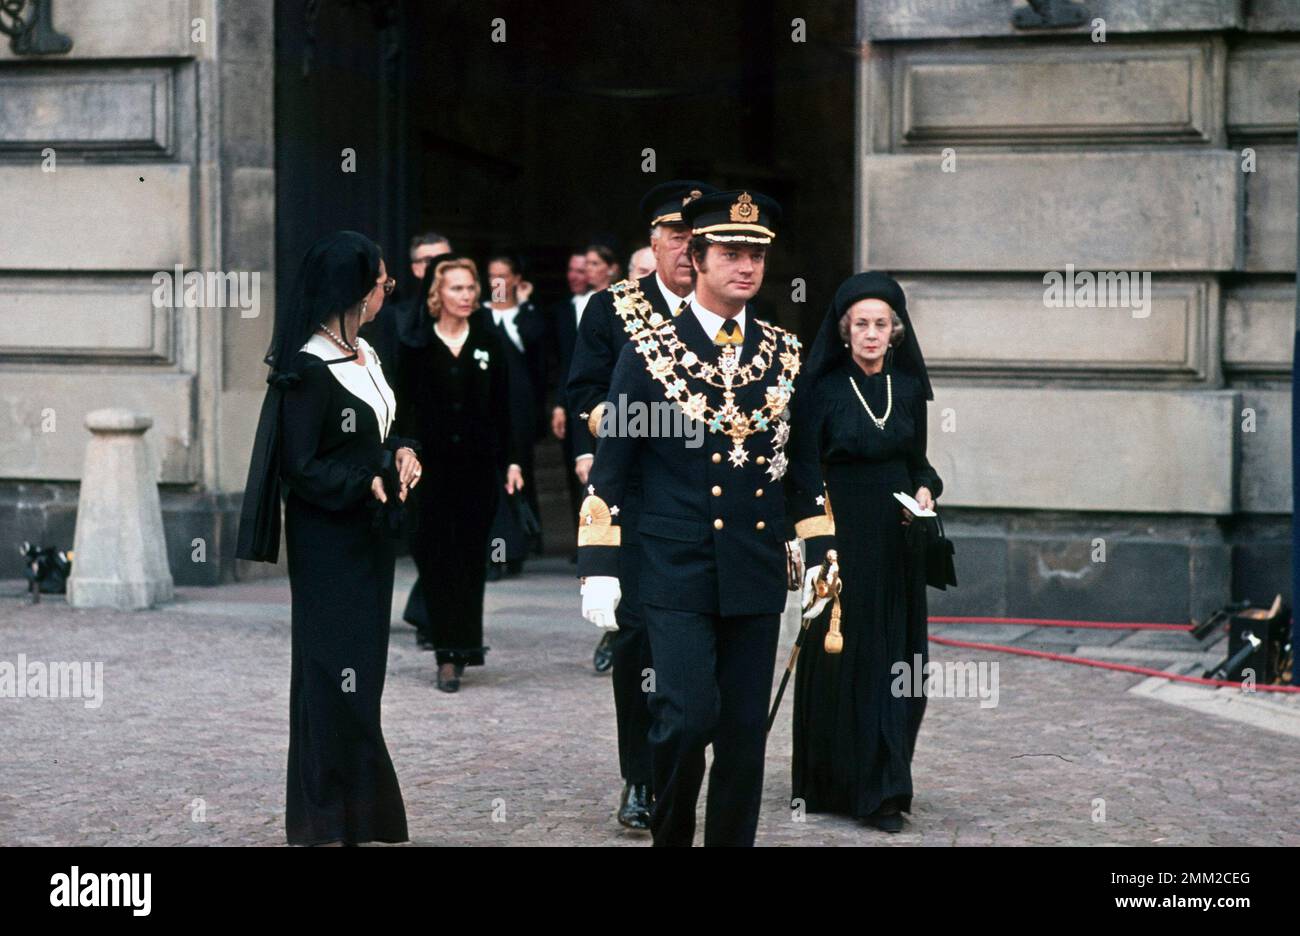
[921,513,957,590]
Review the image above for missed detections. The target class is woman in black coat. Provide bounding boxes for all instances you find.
[237,231,423,846]
[791,272,943,834]
[398,255,523,692]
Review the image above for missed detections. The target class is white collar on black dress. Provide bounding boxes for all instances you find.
[301,333,395,442]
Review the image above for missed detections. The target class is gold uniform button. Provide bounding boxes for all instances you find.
[711,453,722,464]
[755,521,766,531]
[713,518,724,530]
[755,488,764,497]
[711,485,722,497]
[756,456,767,465]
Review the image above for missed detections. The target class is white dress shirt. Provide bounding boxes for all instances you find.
[655,274,692,317]
[488,304,524,352]
[573,291,593,328]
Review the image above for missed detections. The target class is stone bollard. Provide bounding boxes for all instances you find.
[66,409,174,610]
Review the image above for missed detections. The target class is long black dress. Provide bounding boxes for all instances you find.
[398,316,514,668]
[280,336,415,845]
[791,363,943,820]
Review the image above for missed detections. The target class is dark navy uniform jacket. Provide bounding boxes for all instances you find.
[565,274,674,546]
[576,308,835,618]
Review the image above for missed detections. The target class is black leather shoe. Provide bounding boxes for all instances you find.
[593,632,614,673]
[617,783,652,830]
[863,809,904,833]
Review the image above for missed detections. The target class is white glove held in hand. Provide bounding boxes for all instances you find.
[801,565,830,621]
[581,576,622,631]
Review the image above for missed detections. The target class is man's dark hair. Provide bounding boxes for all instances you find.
[687,234,712,271]
[408,231,450,258]
[487,251,523,276]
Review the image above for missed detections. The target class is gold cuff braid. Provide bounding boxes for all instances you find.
[586,402,609,439]
[795,514,835,539]
[577,495,621,547]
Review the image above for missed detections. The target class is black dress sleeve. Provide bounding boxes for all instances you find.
[280,363,376,510]
[906,387,943,500]
[784,373,836,568]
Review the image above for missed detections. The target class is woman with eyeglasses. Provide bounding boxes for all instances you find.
[237,230,422,846]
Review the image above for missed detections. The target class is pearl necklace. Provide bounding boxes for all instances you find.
[434,323,469,350]
[849,372,892,430]
[318,323,356,353]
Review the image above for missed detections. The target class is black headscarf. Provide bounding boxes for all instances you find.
[236,231,383,562]
[803,271,933,401]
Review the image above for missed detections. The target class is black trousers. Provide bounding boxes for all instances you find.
[611,545,652,786]
[643,606,781,847]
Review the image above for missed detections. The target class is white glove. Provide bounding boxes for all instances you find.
[581,576,621,631]
[801,565,829,621]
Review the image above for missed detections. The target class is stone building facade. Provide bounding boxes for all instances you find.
[0,0,1293,624]
[859,0,1296,622]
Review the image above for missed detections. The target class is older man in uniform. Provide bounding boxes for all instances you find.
[566,180,718,830]
[576,190,837,846]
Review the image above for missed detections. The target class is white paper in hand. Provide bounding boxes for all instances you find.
[894,491,936,517]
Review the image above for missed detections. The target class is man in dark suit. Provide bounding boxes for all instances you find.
[565,181,718,831]
[484,252,548,576]
[546,251,593,553]
[576,190,837,847]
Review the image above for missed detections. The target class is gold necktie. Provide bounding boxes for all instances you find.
[713,319,743,346]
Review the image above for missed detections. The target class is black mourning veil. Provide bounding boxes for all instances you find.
[803,271,933,401]
[236,231,383,562]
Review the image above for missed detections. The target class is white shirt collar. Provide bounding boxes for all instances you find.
[655,273,692,315]
[690,300,745,344]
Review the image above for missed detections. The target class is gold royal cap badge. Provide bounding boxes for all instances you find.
[729,192,758,224]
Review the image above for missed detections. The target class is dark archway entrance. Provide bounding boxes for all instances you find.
[274,0,856,550]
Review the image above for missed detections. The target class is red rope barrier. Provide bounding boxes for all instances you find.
[928,635,1300,694]
[930,615,1192,632]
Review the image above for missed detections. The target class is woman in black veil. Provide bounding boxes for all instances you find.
[791,272,943,833]
[237,230,422,845]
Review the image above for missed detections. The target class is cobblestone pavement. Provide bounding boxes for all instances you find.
[1,559,1296,846]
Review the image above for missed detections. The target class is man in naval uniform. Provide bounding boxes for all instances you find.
[576,190,837,847]
[565,180,718,830]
